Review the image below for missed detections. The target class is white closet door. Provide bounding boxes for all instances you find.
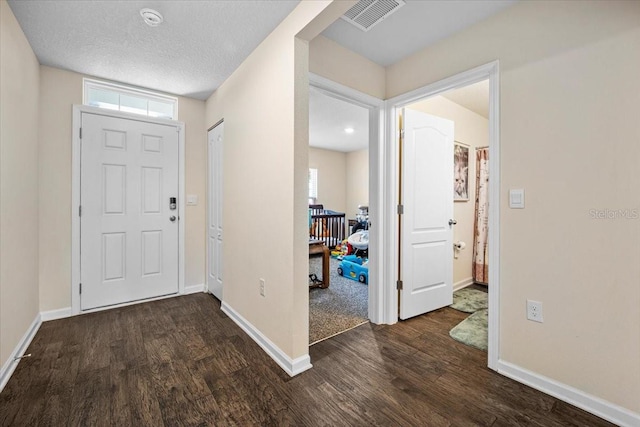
[207,123,224,300]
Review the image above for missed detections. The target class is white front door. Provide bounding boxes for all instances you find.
[80,112,180,310]
[207,123,223,300]
[399,108,454,320]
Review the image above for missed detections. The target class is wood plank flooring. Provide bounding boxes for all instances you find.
[0,293,614,426]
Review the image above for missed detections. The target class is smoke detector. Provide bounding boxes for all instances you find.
[140,8,164,27]
[341,0,406,32]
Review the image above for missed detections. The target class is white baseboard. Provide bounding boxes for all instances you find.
[0,313,42,393]
[497,360,639,427]
[453,277,474,291]
[40,306,72,321]
[184,283,205,295]
[221,302,312,377]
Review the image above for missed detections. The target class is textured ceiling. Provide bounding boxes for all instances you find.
[7,0,300,100]
[322,0,517,66]
[309,88,369,153]
[8,0,514,102]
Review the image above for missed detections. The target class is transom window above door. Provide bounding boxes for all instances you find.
[83,79,178,120]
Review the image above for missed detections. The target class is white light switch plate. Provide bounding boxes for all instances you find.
[186,195,198,206]
[509,189,525,209]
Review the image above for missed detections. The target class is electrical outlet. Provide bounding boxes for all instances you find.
[527,300,543,323]
[259,279,265,297]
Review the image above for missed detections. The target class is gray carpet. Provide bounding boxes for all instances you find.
[309,257,368,345]
[449,287,488,350]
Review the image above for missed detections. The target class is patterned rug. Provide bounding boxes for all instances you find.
[309,257,368,345]
[450,287,488,313]
[449,308,488,351]
[449,287,488,350]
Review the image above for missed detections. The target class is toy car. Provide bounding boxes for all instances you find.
[337,255,368,284]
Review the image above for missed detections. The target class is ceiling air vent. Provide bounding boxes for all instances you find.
[341,0,406,32]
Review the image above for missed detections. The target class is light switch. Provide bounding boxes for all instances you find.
[186,194,198,206]
[509,189,525,209]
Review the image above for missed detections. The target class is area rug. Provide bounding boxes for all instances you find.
[449,308,488,351]
[450,287,488,313]
[309,257,368,345]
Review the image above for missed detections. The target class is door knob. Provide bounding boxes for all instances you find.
[170,216,176,222]
[449,219,457,226]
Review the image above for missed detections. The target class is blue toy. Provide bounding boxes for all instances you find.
[337,255,369,284]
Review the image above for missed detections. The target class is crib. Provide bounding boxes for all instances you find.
[309,204,346,249]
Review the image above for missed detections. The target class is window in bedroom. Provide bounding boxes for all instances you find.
[83,79,178,120]
[309,168,318,204]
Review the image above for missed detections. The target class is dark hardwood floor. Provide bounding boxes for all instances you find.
[0,293,613,426]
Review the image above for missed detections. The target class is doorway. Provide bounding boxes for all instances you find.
[385,61,500,369]
[308,86,370,344]
[71,107,186,313]
[399,79,491,351]
[308,74,384,344]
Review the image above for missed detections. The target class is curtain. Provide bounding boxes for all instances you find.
[473,148,489,284]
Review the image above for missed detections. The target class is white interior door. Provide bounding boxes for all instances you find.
[399,108,454,320]
[80,112,179,310]
[207,123,223,300]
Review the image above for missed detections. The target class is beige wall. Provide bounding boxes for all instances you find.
[388,1,640,412]
[309,147,346,213]
[345,149,369,219]
[205,1,349,359]
[310,35,385,100]
[308,146,369,220]
[38,66,206,312]
[409,96,488,285]
[0,0,40,368]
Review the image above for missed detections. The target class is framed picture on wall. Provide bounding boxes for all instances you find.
[454,142,469,201]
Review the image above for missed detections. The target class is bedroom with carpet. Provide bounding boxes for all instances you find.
[307,87,371,345]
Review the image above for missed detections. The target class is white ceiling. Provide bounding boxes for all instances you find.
[7,0,300,100]
[8,0,515,101]
[309,88,369,153]
[309,80,489,154]
[322,0,516,66]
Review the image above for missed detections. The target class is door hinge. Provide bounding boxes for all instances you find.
[79,127,82,139]
[396,280,403,290]
[79,283,82,294]
[397,204,404,215]
[79,205,82,217]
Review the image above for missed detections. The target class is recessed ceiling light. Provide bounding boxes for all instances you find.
[140,8,164,27]
[344,127,355,134]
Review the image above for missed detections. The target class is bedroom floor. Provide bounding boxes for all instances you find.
[309,256,368,344]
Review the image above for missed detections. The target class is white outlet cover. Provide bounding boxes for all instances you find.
[527,300,543,323]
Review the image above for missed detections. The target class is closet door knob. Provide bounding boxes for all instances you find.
[449,219,457,226]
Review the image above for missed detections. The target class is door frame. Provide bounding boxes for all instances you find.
[71,105,186,315]
[206,119,224,298]
[383,61,501,370]
[309,73,385,324]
